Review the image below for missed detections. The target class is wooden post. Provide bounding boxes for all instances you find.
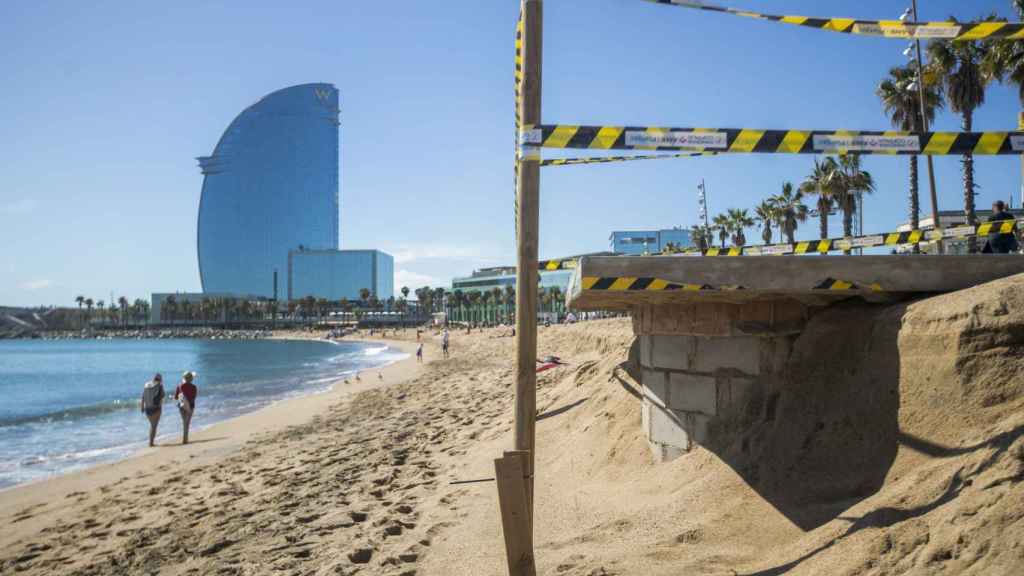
[514,0,542,537]
[495,451,535,575]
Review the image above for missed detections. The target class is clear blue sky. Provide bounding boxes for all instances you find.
[2,0,1022,307]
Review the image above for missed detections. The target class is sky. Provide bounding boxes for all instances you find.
[2,0,1023,307]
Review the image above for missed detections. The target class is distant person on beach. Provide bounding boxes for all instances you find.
[442,329,450,359]
[174,371,198,445]
[416,343,424,363]
[140,373,165,447]
[983,200,1020,254]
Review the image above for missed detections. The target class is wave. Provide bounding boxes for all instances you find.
[363,346,389,356]
[0,399,134,428]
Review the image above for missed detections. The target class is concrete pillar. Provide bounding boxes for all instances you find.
[634,300,808,461]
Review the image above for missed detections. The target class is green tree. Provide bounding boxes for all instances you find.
[401,286,410,301]
[877,64,944,236]
[928,18,1000,250]
[712,213,730,248]
[725,208,754,247]
[832,155,876,254]
[163,295,176,324]
[117,296,129,326]
[754,200,777,245]
[800,157,840,240]
[771,182,808,245]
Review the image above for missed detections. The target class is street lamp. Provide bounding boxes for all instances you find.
[904,2,943,252]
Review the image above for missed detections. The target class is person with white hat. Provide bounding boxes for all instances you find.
[173,371,198,445]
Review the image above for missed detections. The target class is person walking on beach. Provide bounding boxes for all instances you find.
[140,373,165,447]
[174,371,198,445]
[416,343,424,363]
[442,328,450,359]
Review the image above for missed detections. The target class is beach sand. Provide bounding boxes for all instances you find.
[2,302,1023,575]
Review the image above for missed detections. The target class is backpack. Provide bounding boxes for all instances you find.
[143,382,164,411]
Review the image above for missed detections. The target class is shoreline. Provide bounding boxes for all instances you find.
[0,337,418,525]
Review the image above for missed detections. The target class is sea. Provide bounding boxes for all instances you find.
[0,338,406,489]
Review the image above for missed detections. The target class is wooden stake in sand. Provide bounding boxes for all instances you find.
[494,451,535,575]
[505,0,542,574]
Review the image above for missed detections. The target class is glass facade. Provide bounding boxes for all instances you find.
[289,250,394,301]
[610,228,693,255]
[197,83,340,298]
[451,269,573,294]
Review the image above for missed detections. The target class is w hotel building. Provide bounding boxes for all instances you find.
[195,83,392,301]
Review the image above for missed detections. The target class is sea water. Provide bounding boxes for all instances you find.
[0,338,406,489]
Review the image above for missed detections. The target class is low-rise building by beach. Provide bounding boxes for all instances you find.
[610,228,693,255]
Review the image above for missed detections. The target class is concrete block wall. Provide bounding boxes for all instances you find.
[635,301,802,461]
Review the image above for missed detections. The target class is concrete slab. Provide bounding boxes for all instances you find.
[567,255,1024,310]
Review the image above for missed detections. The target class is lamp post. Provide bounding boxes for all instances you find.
[905,1,943,252]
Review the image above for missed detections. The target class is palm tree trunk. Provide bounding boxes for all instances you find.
[842,198,854,255]
[818,199,829,240]
[910,154,921,254]
[962,111,978,253]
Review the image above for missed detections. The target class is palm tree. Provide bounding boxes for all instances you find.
[117,296,129,326]
[928,20,999,250]
[754,200,777,244]
[164,295,176,324]
[358,288,371,306]
[877,65,944,236]
[712,213,730,248]
[81,297,94,327]
[467,291,481,324]
[401,286,410,301]
[726,208,754,247]
[832,155,876,254]
[549,286,563,316]
[800,157,840,240]
[771,182,808,245]
[504,285,515,324]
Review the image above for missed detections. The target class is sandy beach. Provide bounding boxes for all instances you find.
[2,300,1023,575]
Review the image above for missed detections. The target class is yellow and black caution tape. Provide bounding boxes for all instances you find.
[540,152,716,167]
[643,0,1024,41]
[578,276,870,293]
[581,276,714,292]
[538,259,579,271]
[513,8,524,232]
[522,125,1024,156]
[699,219,1023,256]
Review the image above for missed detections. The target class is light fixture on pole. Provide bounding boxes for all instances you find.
[899,7,912,22]
[903,42,915,58]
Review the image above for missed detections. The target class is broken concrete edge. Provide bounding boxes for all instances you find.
[567,254,1024,311]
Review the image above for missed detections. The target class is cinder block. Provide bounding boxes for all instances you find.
[640,335,653,368]
[642,369,669,408]
[679,411,712,445]
[641,398,651,438]
[649,441,686,463]
[716,375,755,414]
[668,372,718,415]
[648,405,692,450]
[650,335,695,371]
[691,336,761,375]
[758,337,792,375]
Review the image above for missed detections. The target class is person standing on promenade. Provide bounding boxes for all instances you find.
[140,373,165,447]
[984,201,1020,254]
[174,371,198,445]
[442,328,450,359]
[416,343,424,363]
